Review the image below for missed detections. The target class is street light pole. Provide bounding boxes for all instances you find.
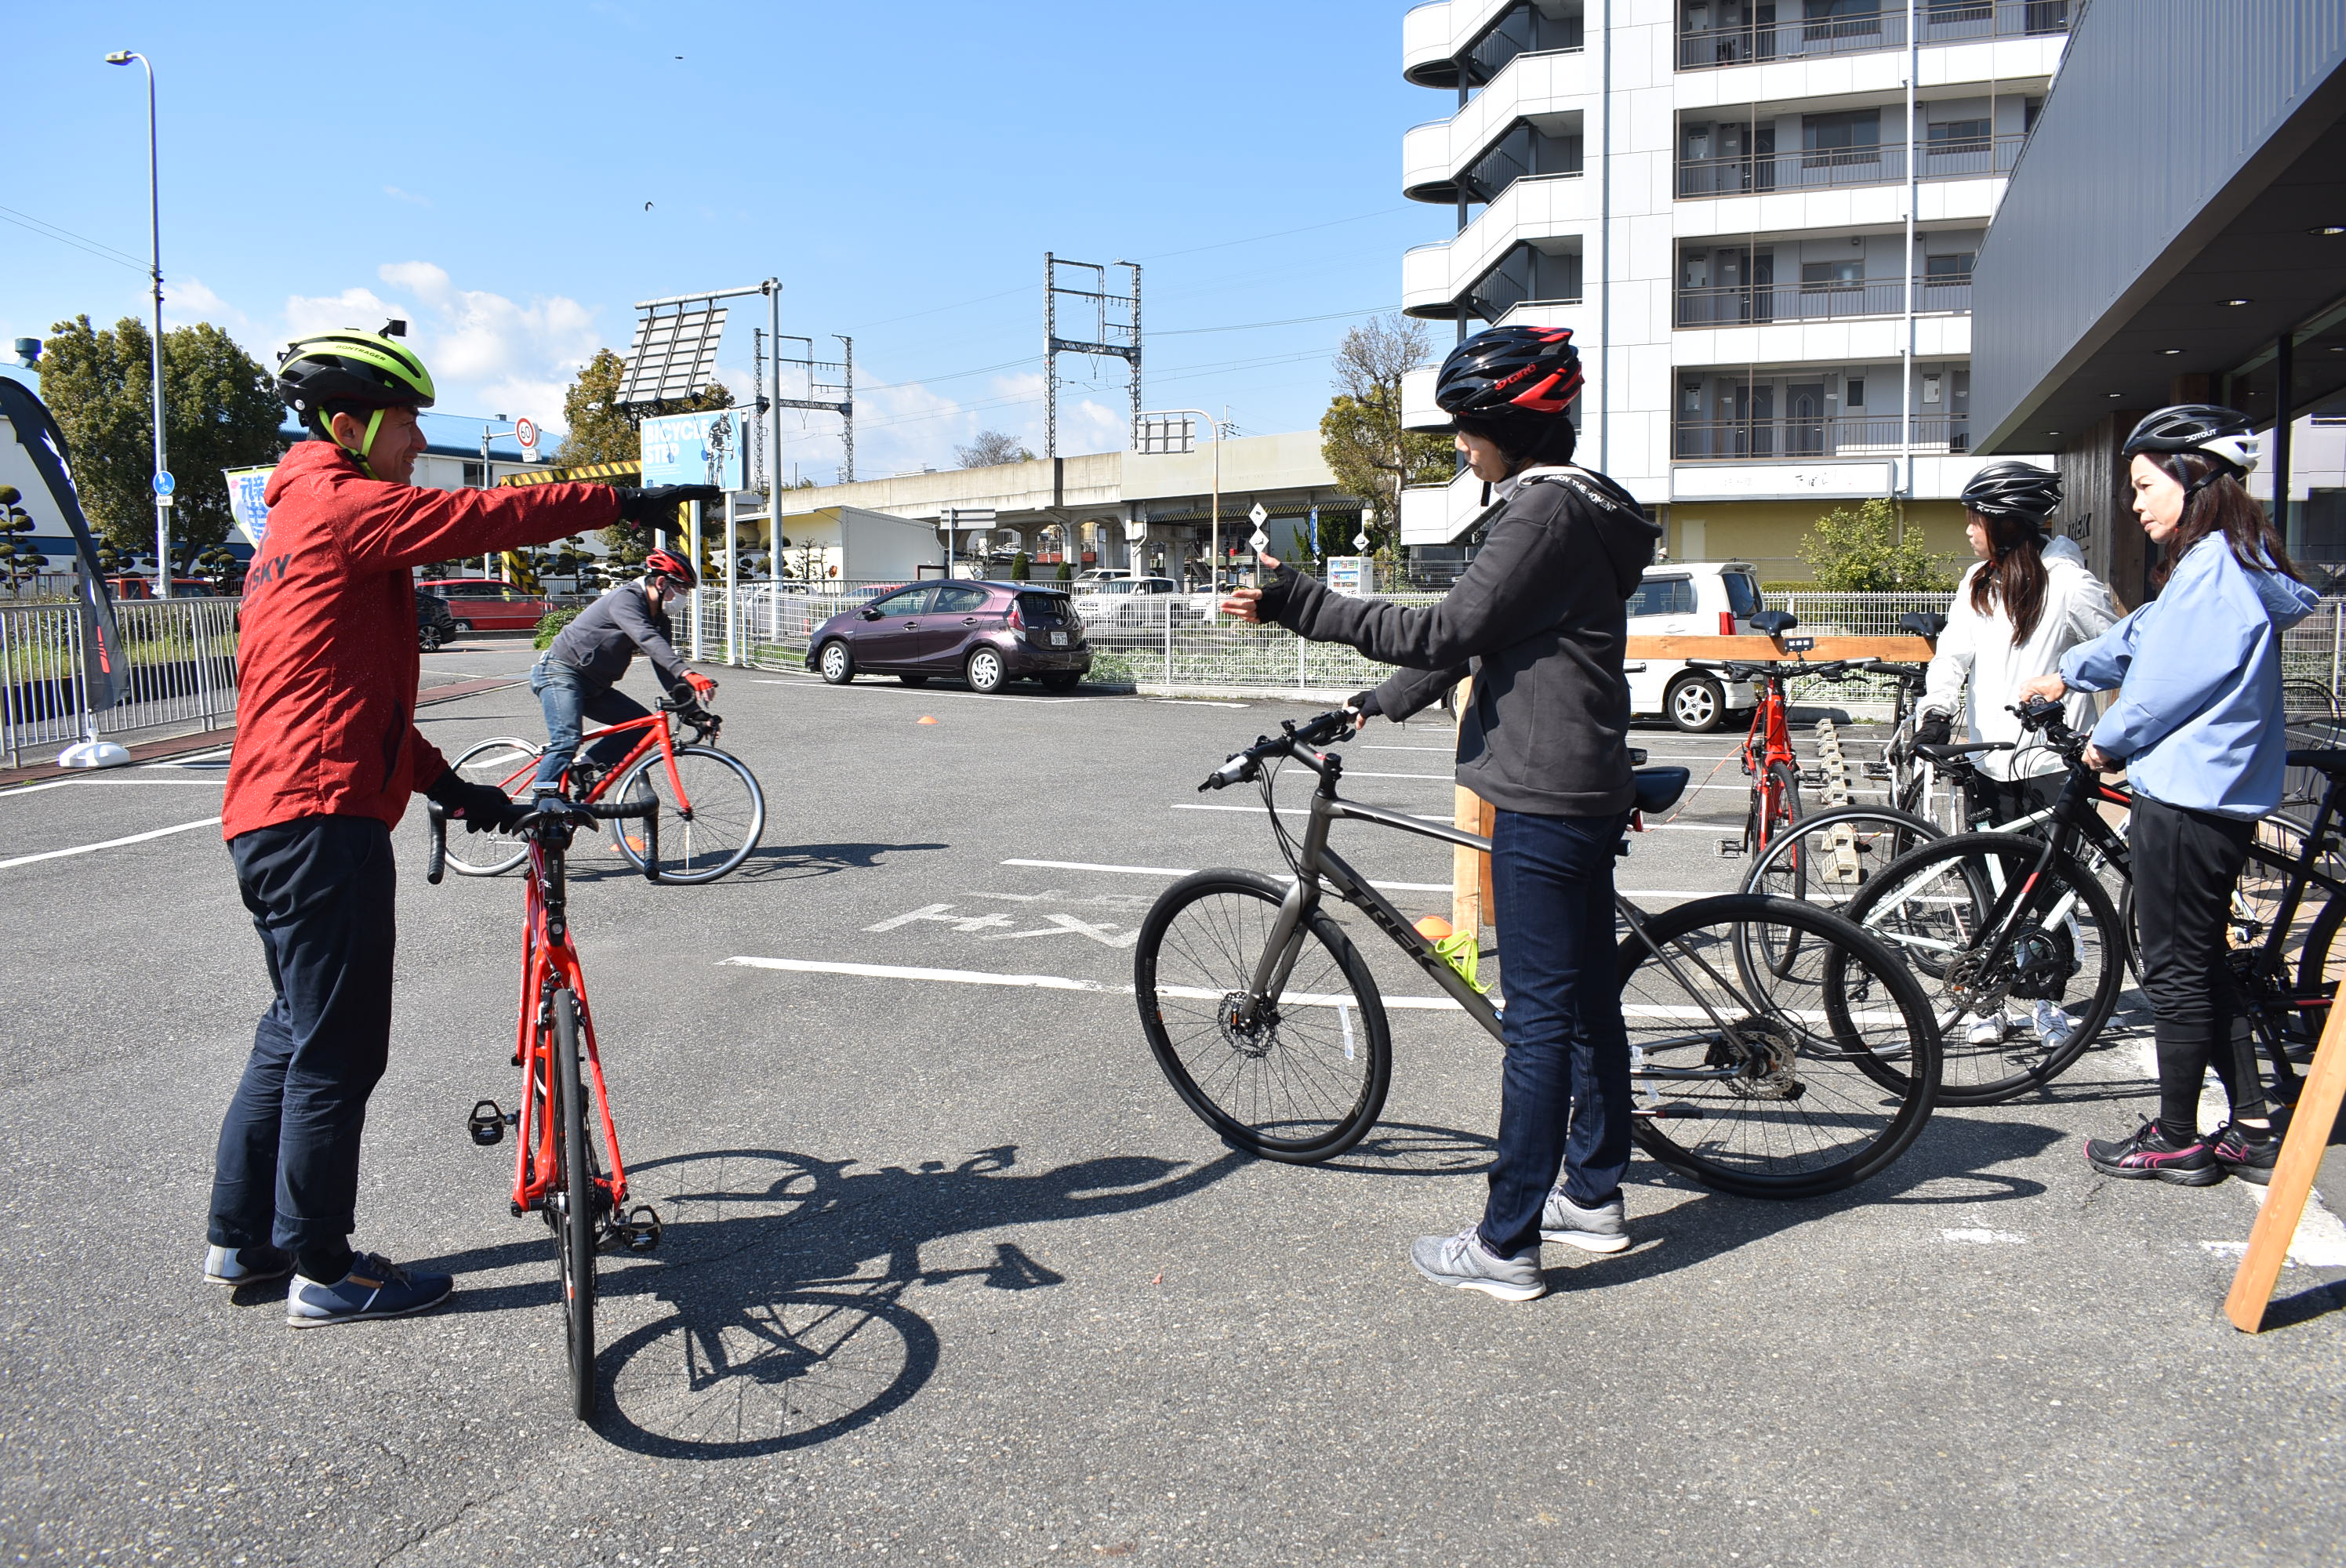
[106,49,169,598]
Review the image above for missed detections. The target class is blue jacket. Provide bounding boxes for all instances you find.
[2058,535,2321,818]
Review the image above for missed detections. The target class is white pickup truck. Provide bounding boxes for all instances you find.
[1625,560,1770,731]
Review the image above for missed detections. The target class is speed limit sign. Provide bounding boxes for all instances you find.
[514,416,539,452]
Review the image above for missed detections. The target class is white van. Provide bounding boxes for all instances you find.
[1625,561,1768,731]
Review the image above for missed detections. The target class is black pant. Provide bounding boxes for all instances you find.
[208,816,397,1263]
[1480,808,1633,1256]
[2130,796,2268,1131]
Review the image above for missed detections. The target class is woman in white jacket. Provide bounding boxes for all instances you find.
[1917,461,2119,824]
[1916,460,2119,1052]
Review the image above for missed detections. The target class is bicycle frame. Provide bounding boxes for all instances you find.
[1231,742,1763,1091]
[488,706,699,817]
[510,830,630,1225]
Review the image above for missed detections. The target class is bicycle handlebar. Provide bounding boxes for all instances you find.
[1686,655,1879,682]
[424,797,661,886]
[1199,710,1356,791]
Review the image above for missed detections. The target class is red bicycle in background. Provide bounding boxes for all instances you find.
[1689,611,1876,862]
[438,695,765,885]
[428,794,664,1421]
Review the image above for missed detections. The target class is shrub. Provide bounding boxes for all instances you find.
[533,607,581,650]
[1797,499,1952,591]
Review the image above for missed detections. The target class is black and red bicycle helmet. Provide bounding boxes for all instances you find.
[643,547,696,589]
[1434,325,1584,419]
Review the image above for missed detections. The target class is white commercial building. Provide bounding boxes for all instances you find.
[1396,0,2068,579]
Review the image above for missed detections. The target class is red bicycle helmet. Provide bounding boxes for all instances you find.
[643,547,696,589]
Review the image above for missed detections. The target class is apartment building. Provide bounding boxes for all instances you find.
[1396,0,2068,579]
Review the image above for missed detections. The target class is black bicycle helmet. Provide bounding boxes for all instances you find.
[1959,460,2061,522]
[1434,325,1583,419]
[2121,404,2259,483]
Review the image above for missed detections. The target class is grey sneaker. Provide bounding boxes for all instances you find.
[1539,1189,1629,1254]
[1410,1227,1545,1302]
[204,1243,295,1287]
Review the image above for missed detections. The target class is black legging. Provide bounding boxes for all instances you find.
[2130,796,2268,1132]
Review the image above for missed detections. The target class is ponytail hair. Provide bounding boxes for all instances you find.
[1966,510,2050,646]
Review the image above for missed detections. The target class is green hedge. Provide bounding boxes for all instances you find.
[533,608,581,649]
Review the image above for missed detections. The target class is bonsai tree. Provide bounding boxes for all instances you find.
[0,487,49,596]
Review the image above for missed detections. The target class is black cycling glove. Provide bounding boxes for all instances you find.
[1347,688,1383,723]
[1914,713,1953,748]
[426,769,530,834]
[1252,563,1301,622]
[611,485,724,526]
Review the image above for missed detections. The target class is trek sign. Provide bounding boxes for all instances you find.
[638,409,746,491]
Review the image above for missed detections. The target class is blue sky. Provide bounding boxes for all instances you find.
[7,2,1444,484]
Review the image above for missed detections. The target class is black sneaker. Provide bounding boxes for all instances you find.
[2084,1120,2223,1186]
[2208,1122,2280,1186]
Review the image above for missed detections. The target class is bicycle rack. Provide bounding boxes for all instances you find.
[467,1099,514,1147]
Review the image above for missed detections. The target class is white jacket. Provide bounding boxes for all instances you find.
[1920,535,2119,780]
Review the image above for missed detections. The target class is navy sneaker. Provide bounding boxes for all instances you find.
[2208,1122,2280,1186]
[285,1252,454,1328]
[204,1244,295,1287]
[2084,1120,2222,1186]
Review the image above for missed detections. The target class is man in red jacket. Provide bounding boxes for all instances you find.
[203,325,716,1327]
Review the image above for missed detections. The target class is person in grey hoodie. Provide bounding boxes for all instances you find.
[530,544,719,801]
[1223,325,1660,1301]
[2021,406,2322,1188]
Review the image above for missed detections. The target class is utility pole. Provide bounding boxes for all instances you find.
[105,49,169,597]
[1045,255,1142,459]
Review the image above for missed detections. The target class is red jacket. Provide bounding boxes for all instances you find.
[222,440,619,840]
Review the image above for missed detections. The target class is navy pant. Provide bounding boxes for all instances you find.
[209,816,398,1260]
[530,656,652,797]
[1480,807,1633,1257]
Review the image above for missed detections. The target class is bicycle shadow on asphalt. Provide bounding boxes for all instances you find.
[1580,1113,2066,1291]
[559,839,950,885]
[416,1142,1245,1458]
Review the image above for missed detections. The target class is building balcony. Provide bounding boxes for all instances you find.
[1406,0,1585,91]
[1676,274,1973,328]
[1677,130,2025,198]
[1674,413,1970,463]
[1676,0,2070,74]
[1402,47,1590,202]
[1404,174,1591,317]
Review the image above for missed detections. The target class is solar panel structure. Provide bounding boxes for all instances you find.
[616,305,728,406]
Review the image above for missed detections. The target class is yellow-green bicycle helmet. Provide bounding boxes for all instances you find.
[277,320,436,477]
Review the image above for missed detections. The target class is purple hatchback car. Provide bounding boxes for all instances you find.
[807,581,1091,694]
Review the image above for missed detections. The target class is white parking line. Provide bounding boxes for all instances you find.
[1000,858,1454,893]
[0,815,220,869]
[0,779,82,797]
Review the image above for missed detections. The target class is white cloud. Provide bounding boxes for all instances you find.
[381,186,431,207]
[160,276,257,339]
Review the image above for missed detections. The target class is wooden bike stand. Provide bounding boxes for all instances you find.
[2224,998,2346,1330]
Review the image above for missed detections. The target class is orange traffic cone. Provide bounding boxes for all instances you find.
[1413,915,1453,941]
[917,715,939,725]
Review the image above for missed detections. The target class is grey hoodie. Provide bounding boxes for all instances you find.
[1262,465,1661,816]
[543,580,691,695]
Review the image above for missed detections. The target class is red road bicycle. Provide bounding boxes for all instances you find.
[1690,612,1875,862]
[427,795,666,1421]
[441,695,765,884]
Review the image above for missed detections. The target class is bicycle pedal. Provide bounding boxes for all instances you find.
[467,1099,510,1147]
[608,1204,663,1253]
[1634,1103,1701,1120]
[1716,838,1745,858]
[1863,761,1891,779]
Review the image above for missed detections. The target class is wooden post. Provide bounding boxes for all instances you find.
[2224,999,2346,1330]
[1451,675,1490,935]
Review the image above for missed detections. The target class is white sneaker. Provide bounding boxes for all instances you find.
[1409,1227,1545,1302]
[2031,1000,2074,1051]
[1964,1011,2011,1048]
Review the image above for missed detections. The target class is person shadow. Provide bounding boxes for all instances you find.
[565,839,949,885]
[414,1142,1244,1457]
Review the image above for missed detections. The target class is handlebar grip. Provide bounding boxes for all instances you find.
[580,798,655,820]
[425,801,447,887]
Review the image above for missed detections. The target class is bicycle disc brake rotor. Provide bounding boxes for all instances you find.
[1944,947,2017,1014]
[1217,993,1280,1059]
[1710,1015,1804,1101]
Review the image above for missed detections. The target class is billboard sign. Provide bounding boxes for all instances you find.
[223,465,274,549]
[638,408,747,491]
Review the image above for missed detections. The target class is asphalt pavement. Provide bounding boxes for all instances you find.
[3,641,2343,1566]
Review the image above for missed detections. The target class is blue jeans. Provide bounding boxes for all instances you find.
[1480,808,1634,1257]
[530,657,652,797]
[209,817,397,1265]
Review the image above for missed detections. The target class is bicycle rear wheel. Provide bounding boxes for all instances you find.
[441,738,539,876]
[1134,869,1393,1163]
[1743,804,1942,919]
[552,989,598,1421]
[1621,894,1941,1199]
[612,744,766,884]
[1845,833,2124,1105]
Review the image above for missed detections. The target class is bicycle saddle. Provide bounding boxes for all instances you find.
[1898,612,1948,638]
[1632,766,1690,815]
[1916,740,2013,764]
[1747,609,1799,637]
[2285,748,2346,778]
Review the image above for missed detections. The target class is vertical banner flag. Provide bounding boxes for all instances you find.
[639,409,746,490]
[223,465,274,550]
[0,378,126,710]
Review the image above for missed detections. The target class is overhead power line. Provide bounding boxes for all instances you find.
[0,204,147,271]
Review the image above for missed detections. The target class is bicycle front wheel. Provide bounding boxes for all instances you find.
[1743,804,1943,918]
[552,989,598,1421]
[1846,833,2125,1105]
[612,744,766,884]
[1622,894,1941,1199]
[1134,869,1393,1163]
[441,738,539,876]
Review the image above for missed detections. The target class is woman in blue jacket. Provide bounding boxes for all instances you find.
[2024,405,2320,1186]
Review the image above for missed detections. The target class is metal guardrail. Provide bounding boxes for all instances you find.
[1675,275,1972,327]
[1676,0,2069,71]
[1674,415,1970,461]
[1676,132,2028,198]
[0,596,242,767]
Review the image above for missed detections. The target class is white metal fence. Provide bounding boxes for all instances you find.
[0,597,242,767]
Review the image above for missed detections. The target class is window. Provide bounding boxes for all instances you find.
[1927,118,1991,155]
[1925,252,1977,281]
[869,586,934,615]
[1628,576,1698,617]
[1846,378,1866,407]
[1803,108,1880,165]
[461,461,486,488]
[1800,259,1865,289]
[1724,572,1763,619]
[932,584,989,613]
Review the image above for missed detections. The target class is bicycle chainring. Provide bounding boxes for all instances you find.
[1711,1015,1805,1101]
